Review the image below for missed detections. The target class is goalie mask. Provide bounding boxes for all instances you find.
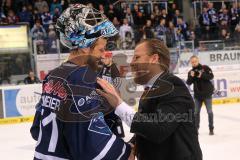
[56,4,119,49]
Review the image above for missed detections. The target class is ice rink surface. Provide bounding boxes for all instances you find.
[0,103,239,160]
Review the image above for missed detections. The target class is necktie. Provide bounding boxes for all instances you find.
[144,86,150,91]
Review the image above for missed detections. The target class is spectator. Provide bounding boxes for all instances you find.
[198,41,207,51]
[119,2,127,20]
[207,2,218,26]
[229,3,240,33]
[138,2,146,14]
[52,7,61,23]
[168,3,178,21]
[50,0,62,15]
[219,19,229,32]
[24,70,40,84]
[125,7,134,26]
[133,11,146,27]
[150,14,158,28]
[166,21,177,47]
[112,17,120,30]
[3,0,15,16]
[98,4,105,14]
[41,6,53,30]
[99,51,121,85]
[155,18,167,40]
[143,20,154,39]
[106,4,116,22]
[46,24,58,53]
[199,7,211,40]
[173,9,181,26]
[37,42,46,54]
[30,19,47,41]
[207,2,219,40]
[5,10,19,24]
[219,28,232,46]
[119,18,134,43]
[189,31,199,49]
[15,0,29,13]
[176,17,188,40]
[48,24,57,39]
[34,0,49,14]
[233,24,240,45]
[132,4,140,24]
[61,0,69,11]
[18,5,33,24]
[159,9,168,22]
[27,4,34,13]
[175,27,185,49]
[219,8,230,26]
[153,5,160,18]
[0,10,6,23]
[33,8,41,22]
[153,5,160,17]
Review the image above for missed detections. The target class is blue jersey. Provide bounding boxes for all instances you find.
[30,62,131,160]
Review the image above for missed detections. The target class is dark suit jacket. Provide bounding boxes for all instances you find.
[130,71,202,160]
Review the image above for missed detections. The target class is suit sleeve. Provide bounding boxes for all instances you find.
[201,65,214,80]
[130,102,180,144]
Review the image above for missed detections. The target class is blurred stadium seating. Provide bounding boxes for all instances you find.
[0,0,240,84]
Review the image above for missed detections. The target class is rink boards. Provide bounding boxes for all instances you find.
[1,49,240,123]
[0,70,240,124]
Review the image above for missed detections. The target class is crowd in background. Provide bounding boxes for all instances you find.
[0,0,240,52]
[198,2,240,47]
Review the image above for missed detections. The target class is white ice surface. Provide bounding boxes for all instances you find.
[0,103,239,160]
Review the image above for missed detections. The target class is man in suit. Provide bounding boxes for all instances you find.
[97,39,202,160]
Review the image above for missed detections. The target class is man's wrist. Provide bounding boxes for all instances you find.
[114,101,136,127]
[116,98,123,108]
[115,101,126,113]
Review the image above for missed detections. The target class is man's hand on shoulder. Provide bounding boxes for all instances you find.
[96,78,123,108]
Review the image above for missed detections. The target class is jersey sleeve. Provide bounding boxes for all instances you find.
[63,112,131,160]
[30,102,42,141]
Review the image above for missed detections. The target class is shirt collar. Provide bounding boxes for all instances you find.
[144,71,163,89]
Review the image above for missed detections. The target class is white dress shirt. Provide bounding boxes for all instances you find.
[115,72,163,127]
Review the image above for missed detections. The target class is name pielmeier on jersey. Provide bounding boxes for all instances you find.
[31,62,131,160]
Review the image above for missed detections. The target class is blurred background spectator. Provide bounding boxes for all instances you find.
[233,24,240,44]
[119,18,134,49]
[155,18,167,40]
[30,19,47,42]
[0,9,6,23]
[0,0,239,52]
[143,19,154,39]
[0,0,240,86]
[5,9,19,24]
[50,0,62,15]
[34,0,49,14]
[41,6,52,30]
[24,70,40,84]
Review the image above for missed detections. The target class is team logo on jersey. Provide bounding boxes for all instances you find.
[43,80,68,100]
[88,112,112,136]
